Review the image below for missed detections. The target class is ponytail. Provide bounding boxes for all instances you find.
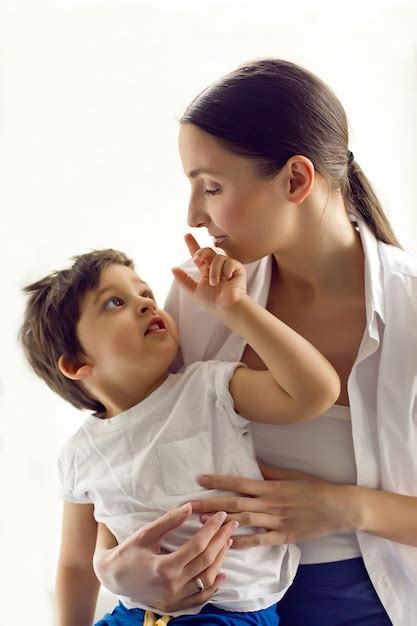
[346,159,402,248]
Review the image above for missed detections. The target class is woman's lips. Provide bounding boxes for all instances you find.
[213,236,227,247]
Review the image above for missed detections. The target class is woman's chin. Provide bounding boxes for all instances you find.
[220,244,264,266]
[233,251,266,266]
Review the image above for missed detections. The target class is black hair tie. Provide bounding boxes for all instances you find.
[348,150,354,165]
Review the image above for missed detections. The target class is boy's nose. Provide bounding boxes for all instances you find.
[136,299,156,316]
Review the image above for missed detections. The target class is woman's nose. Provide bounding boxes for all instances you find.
[187,195,207,228]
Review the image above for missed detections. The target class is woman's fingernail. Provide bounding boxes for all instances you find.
[230,521,239,531]
[190,501,202,511]
[178,503,191,514]
[227,538,233,548]
[217,511,227,523]
[198,476,209,486]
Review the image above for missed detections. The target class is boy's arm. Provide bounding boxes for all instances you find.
[172,235,340,425]
[56,501,100,626]
[225,296,340,424]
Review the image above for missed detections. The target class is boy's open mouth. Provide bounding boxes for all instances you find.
[144,317,166,335]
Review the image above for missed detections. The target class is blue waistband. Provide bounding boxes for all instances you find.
[292,557,370,587]
[95,601,278,625]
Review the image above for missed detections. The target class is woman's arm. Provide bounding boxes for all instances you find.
[356,486,417,546]
[190,463,417,548]
[56,502,100,626]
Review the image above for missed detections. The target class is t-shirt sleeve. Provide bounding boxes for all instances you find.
[209,360,250,428]
[57,442,92,504]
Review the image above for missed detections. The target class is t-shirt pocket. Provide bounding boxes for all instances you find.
[156,432,215,496]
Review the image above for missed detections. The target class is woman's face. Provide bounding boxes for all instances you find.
[178,123,298,264]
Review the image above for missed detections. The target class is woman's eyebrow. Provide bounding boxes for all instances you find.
[188,167,221,178]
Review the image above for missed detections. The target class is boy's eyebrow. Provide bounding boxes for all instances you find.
[92,279,149,305]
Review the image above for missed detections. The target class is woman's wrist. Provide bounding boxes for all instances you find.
[93,544,121,594]
[351,486,417,546]
[322,482,364,533]
[323,482,417,546]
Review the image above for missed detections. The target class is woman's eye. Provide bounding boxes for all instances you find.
[141,290,154,300]
[204,188,220,195]
[103,296,124,311]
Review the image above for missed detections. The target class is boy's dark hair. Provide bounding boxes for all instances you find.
[19,249,134,413]
[181,58,401,248]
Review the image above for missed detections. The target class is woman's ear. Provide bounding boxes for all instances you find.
[286,156,315,204]
[58,355,92,381]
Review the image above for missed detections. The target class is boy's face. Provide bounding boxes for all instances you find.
[75,263,179,407]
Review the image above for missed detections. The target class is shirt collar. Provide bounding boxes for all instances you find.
[355,217,385,326]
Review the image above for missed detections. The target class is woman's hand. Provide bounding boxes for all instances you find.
[190,463,359,548]
[93,504,237,614]
[172,233,247,312]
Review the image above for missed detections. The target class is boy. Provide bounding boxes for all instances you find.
[20,234,340,625]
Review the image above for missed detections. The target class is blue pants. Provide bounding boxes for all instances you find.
[95,602,278,625]
[276,557,392,625]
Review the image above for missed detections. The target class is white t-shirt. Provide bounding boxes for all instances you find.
[164,218,417,626]
[58,360,300,616]
[256,402,362,564]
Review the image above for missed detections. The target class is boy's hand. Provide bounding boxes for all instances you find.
[172,233,247,311]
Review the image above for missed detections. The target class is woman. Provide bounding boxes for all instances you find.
[94,59,417,625]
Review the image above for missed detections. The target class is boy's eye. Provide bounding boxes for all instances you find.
[103,291,154,311]
[103,295,124,311]
[204,188,220,195]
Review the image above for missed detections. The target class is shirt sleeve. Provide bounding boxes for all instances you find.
[57,443,92,504]
[209,360,250,429]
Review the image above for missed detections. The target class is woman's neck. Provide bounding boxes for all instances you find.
[272,198,365,307]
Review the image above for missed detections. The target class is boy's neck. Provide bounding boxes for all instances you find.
[99,371,170,419]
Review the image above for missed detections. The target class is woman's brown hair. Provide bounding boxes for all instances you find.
[181,58,400,247]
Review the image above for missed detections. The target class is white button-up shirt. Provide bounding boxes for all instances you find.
[165,219,417,626]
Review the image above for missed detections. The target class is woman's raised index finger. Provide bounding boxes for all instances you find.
[184,233,201,257]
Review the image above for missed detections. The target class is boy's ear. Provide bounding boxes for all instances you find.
[58,355,92,381]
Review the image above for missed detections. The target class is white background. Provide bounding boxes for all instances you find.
[1,0,417,623]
